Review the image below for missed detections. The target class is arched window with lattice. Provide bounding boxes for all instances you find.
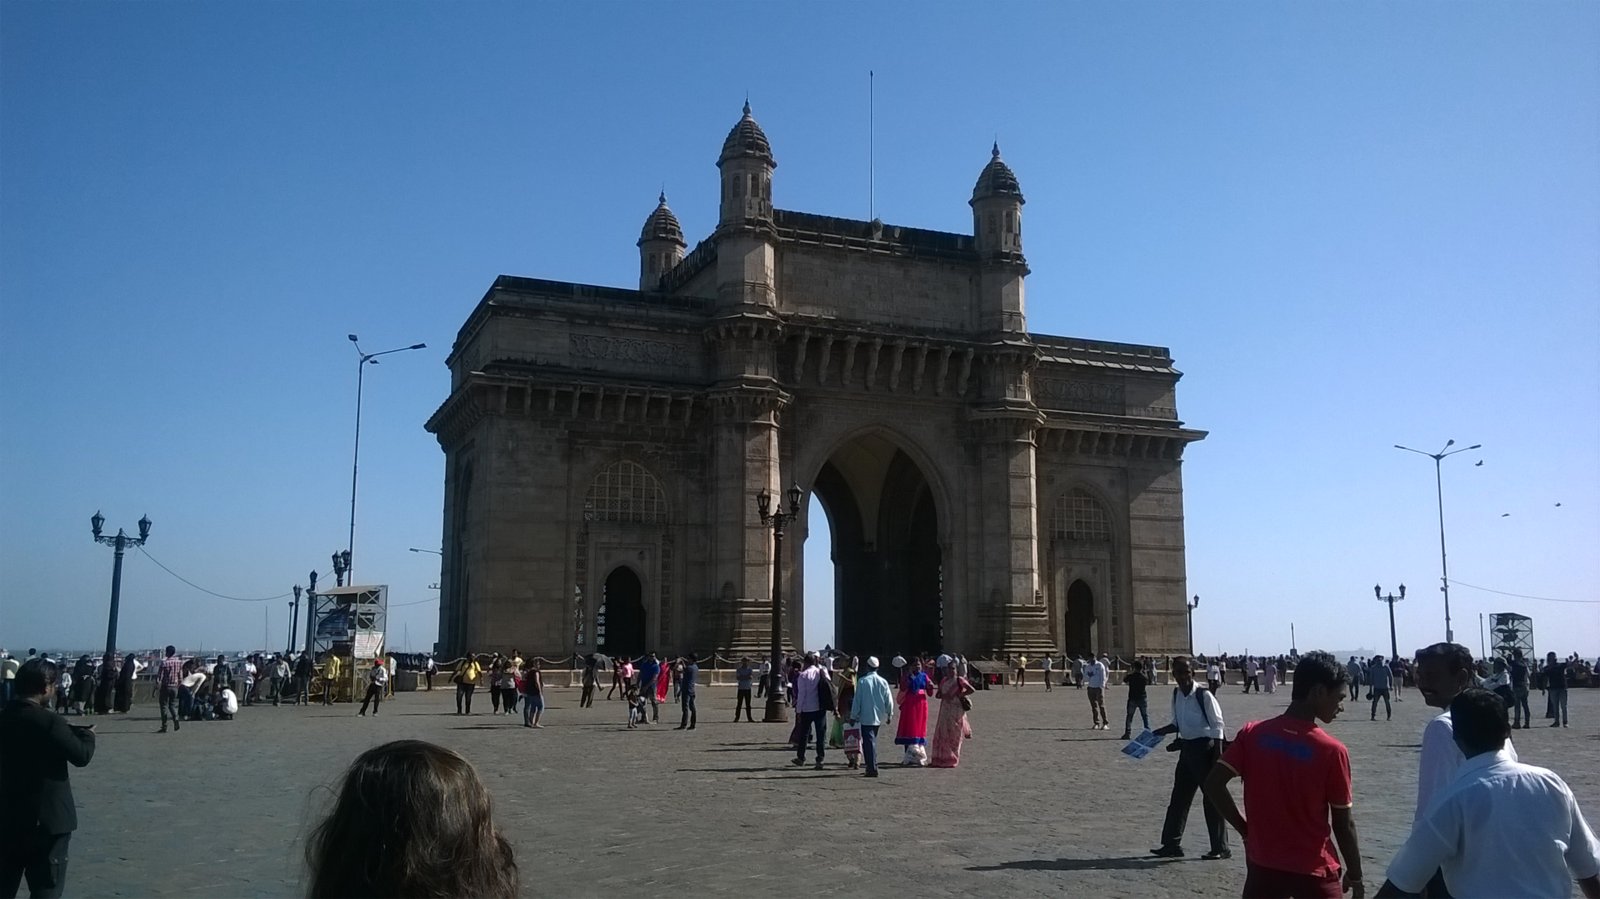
[585,460,668,524]
[1050,488,1111,543]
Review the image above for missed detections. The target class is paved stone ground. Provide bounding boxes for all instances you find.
[69,683,1598,897]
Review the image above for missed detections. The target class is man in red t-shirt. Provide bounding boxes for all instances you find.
[1203,651,1365,898]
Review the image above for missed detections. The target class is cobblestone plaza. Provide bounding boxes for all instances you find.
[72,684,1597,897]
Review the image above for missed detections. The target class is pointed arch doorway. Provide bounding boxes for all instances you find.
[598,567,646,659]
[1064,579,1096,658]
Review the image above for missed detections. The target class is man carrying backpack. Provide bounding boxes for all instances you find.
[1150,656,1231,861]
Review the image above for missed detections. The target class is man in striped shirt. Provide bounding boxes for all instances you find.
[156,645,184,733]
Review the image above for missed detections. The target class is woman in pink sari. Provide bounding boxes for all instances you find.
[929,670,975,767]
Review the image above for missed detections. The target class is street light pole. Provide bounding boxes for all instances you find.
[347,335,426,582]
[288,584,302,656]
[304,570,318,657]
[757,483,803,724]
[332,550,350,588]
[1374,583,1406,662]
[1395,440,1480,643]
[91,511,151,660]
[1186,594,1200,655]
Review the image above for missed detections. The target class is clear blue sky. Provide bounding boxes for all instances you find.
[3,3,1596,659]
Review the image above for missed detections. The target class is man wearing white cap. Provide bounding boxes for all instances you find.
[850,656,895,778]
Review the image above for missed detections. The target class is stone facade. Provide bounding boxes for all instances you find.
[425,106,1205,663]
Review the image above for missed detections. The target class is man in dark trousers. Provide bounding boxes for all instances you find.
[0,659,96,898]
[1150,655,1231,860]
[676,654,698,730]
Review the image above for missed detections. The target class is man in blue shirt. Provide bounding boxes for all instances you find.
[675,655,698,730]
[638,653,661,723]
[849,656,894,778]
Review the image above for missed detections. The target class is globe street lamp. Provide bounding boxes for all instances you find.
[347,335,426,582]
[1394,440,1480,643]
[1186,594,1200,654]
[756,483,803,724]
[91,511,151,660]
[1374,583,1406,662]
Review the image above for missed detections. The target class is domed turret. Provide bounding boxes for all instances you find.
[717,101,776,228]
[639,192,685,246]
[719,100,775,167]
[970,142,1024,258]
[972,142,1023,201]
[637,192,686,292]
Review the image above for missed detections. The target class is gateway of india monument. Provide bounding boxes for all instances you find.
[426,103,1206,665]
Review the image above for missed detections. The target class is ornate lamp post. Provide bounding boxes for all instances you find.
[756,483,803,724]
[1394,439,1480,643]
[346,335,426,582]
[1186,594,1200,654]
[91,511,151,659]
[1374,583,1406,662]
[304,570,318,656]
[332,550,351,587]
[288,584,303,656]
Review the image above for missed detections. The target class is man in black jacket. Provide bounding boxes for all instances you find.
[0,658,96,898]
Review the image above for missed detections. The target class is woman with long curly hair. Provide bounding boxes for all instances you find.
[306,740,518,898]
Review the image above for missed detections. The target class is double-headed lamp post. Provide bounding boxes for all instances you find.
[1374,583,1406,663]
[1394,439,1480,643]
[332,550,351,588]
[1186,594,1200,654]
[756,483,803,724]
[347,335,426,583]
[90,511,151,660]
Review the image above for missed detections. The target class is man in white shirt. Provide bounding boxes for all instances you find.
[1086,655,1110,729]
[1412,644,1519,827]
[242,658,257,705]
[1042,654,1054,692]
[1377,688,1600,898]
[215,685,239,720]
[1406,642,1520,897]
[1150,656,1230,860]
[1242,656,1259,693]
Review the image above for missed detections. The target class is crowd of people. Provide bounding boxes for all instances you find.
[3,639,1599,898]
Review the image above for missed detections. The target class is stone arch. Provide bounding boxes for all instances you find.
[1046,484,1125,656]
[797,424,953,661]
[797,423,954,542]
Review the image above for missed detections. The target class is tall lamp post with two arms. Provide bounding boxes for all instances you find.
[756,484,803,724]
[90,511,151,660]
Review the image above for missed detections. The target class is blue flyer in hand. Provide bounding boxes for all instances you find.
[1119,729,1164,760]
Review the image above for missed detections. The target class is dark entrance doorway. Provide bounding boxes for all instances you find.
[811,434,941,665]
[1065,579,1095,658]
[599,567,646,658]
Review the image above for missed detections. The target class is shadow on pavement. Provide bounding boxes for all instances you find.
[968,856,1171,872]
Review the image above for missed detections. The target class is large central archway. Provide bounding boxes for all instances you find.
[808,432,942,663]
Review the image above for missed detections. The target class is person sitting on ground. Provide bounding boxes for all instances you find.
[214,683,239,720]
[306,739,517,899]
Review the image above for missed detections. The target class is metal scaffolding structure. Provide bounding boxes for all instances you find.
[309,584,388,702]
[1489,612,1534,662]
